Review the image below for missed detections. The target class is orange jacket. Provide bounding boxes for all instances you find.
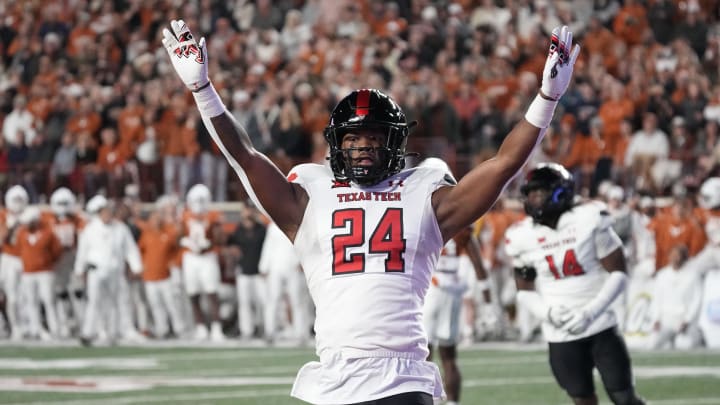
[17,226,62,273]
[0,209,22,257]
[139,226,179,282]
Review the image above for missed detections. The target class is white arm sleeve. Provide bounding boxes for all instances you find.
[200,114,268,217]
[685,247,720,277]
[594,215,623,259]
[584,271,628,319]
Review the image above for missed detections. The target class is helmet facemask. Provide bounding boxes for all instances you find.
[324,89,409,186]
[326,125,407,186]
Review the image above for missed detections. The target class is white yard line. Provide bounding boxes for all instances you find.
[2,388,291,405]
[459,355,547,366]
[647,399,720,405]
[0,358,159,370]
[464,377,555,387]
[2,373,719,405]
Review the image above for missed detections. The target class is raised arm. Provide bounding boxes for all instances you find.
[433,26,580,241]
[162,20,307,239]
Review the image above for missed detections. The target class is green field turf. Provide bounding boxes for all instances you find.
[0,342,718,404]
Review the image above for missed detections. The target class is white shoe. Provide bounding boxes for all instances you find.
[210,322,225,342]
[39,330,53,341]
[194,324,209,340]
[10,330,23,341]
[122,330,148,342]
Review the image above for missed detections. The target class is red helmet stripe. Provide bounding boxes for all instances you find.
[355,89,370,116]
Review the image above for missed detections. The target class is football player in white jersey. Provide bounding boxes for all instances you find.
[506,163,645,405]
[163,20,580,405]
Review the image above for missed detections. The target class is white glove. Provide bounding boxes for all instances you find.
[563,308,594,335]
[540,25,581,101]
[547,305,573,328]
[162,19,209,92]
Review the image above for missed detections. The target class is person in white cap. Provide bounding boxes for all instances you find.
[74,195,143,345]
[16,206,62,340]
[0,185,29,340]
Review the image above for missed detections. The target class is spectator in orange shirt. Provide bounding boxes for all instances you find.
[597,80,635,159]
[116,92,145,160]
[139,208,184,339]
[559,114,604,194]
[613,0,649,46]
[649,196,706,270]
[96,127,129,198]
[16,206,62,340]
[158,96,198,197]
[66,12,95,58]
[65,96,101,139]
[582,17,616,60]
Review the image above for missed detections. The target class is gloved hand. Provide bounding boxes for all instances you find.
[540,25,581,101]
[563,308,594,335]
[547,305,572,328]
[162,19,209,91]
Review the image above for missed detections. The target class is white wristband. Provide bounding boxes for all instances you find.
[192,83,226,118]
[524,94,558,129]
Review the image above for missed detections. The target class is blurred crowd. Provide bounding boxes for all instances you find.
[0,0,719,346]
[0,0,718,204]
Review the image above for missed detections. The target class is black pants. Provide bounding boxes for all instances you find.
[349,391,433,405]
[548,327,635,398]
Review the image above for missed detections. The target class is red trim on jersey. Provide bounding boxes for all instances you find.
[287,172,298,182]
[331,180,351,188]
[356,89,370,116]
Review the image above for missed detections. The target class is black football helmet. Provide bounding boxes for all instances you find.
[324,89,410,186]
[520,162,575,225]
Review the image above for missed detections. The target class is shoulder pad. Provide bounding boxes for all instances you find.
[413,166,457,187]
[572,201,613,230]
[287,163,333,186]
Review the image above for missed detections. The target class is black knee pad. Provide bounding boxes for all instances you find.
[608,388,646,405]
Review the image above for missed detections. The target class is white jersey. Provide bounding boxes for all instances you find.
[291,163,453,357]
[505,201,623,342]
[289,163,452,403]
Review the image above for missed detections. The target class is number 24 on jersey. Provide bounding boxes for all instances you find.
[331,208,406,275]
